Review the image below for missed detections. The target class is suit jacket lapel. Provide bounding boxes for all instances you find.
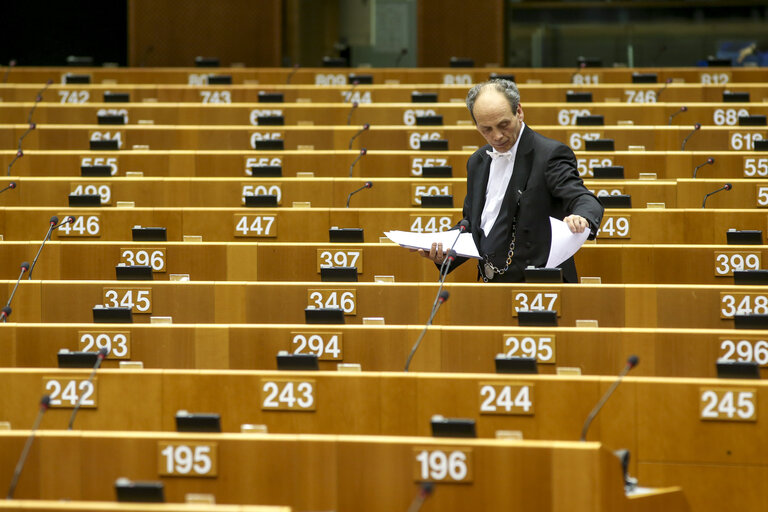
[471,149,492,244]
[503,127,534,220]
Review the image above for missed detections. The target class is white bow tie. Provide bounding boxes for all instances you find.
[486,150,514,160]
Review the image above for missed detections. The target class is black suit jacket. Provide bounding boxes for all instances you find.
[450,126,604,282]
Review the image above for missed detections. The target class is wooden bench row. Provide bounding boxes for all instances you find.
[0,431,676,512]
[0,206,763,244]
[2,280,766,328]
[2,124,765,152]
[0,369,762,510]
[3,150,763,180]
[3,65,761,85]
[2,323,765,378]
[4,176,761,209]
[0,501,288,512]
[0,241,764,285]
[1,102,764,128]
[1,82,762,104]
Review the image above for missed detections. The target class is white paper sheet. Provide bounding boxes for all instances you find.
[384,230,481,259]
[545,216,590,268]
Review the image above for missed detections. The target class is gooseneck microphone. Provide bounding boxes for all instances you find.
[2,262,30,323]
[0,182,16,194]
[403,220,470,372]
[667,106,687,125]
[346,181,373,208]
[693,157,715,178]
[7,149,23,176]
[16,122,36,150]
[404,290,449,372]
[569,61,587,83]
[656,77,673,101]
[27,80,54,124]
[2,59,16,84]
[348,123,370,149]
[395,48,408,67]
[285,63,300,84]
[28,216,72,279]
[346,101,359,125]
[438,220,470,282]
[681,123,701,150]
[348,148,367,177]
[6,394,51,499]
[580,355,639,441]
[406,482,434,512]
[68,347,109,430]
[702,183,732,208]
[348,79,360,97]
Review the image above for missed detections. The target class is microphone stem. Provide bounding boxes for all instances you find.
[6,406,47,499]
[404,297,445,372]
[580,365,631,441]
[6,268,26,309]
[28,224,55,279]
[67,357,104,430]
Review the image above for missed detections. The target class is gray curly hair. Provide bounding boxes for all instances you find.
[465,79,521,124]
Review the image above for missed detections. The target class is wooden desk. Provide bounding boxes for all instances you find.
[1,124,765,151]
[2,149,764,180]
[1,176,679,209]
[0,101,764,128]
[1,279,766,328]
[0,431,682,512]
[0,501,289,512]
[2,64,764,84]
[0,241,763,285]
[8,175,766,211]
[0,206,765,244]
[2,82,767,104]
[2,323,766,379]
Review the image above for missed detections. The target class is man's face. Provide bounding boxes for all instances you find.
[473,90,524,153]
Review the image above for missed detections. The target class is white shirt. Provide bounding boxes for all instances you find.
[480,123,526,237]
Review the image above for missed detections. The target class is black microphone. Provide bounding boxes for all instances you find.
[68,347,109,430]
[17,122,36,150]
[580,355,639,441]
[2,59,16,84]
[404,218,469,372]
[27,80,53,124]
[346,181,373,208]
[406,482,434,512]
[395,48,408,67]
[346,101,359,125]
[667,106,687,125]
[2,262,30,323]
[656,77,673,101]
[348,79,360,97]
[404,290,449,372]
[7,149,23,176]
[348,123,369,149]
[693,157,715,178]
[0,182,17,194]
[702,183,732,208]
[438,219,470,281]
[348,148,367,177]
[681,123,701,150]
[285,63,300,84]
[28,216,64,279]
[6,394,51,499]
[569,61,587,83]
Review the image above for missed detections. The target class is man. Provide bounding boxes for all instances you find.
[418,79,604,282]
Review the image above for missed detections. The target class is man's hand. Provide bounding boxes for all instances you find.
[412,242,446,264]
[564,214,589,234]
